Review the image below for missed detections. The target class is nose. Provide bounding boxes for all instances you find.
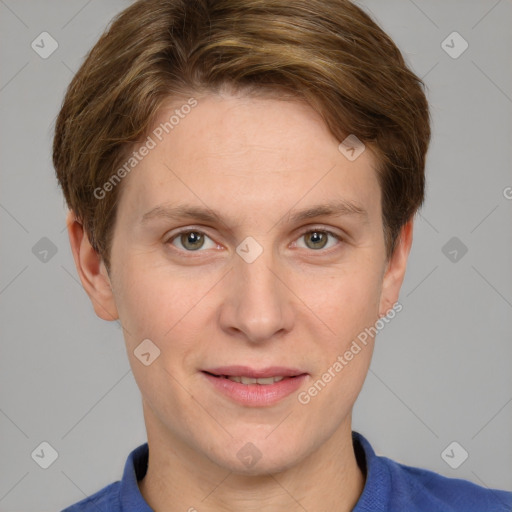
[219,244,294,344]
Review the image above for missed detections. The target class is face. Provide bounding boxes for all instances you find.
[75,91,411,474]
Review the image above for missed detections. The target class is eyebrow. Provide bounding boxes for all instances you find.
[140,199,368,227]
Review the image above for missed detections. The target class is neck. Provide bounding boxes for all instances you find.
[138,413,365,512]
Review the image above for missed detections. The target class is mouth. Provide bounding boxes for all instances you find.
[204,373,297,385]
[201,366,308,406]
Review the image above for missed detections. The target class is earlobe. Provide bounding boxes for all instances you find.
[378,219,414,318]
[66,210,119,322]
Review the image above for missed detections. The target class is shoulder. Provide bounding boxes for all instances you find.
[353,432,512,512]
[60,481,121,512]
[60,442,149,512]
[386,457,512,512]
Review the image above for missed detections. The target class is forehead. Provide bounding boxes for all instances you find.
[116,93,381,228]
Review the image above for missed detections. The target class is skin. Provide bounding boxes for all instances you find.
[67,91,413,512]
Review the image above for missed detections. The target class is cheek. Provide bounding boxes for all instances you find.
[297,262,383,345]
[112,258,218,358]
[295,268,381,422]
[111,260,208,415]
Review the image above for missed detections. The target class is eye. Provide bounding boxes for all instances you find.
[167,230,218,251]
[165,227,343,254]
[295,229,343,251]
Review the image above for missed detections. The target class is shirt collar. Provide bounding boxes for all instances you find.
[119,442,152,511]
[352,431,391,512]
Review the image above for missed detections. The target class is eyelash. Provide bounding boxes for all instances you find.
[165,227,344,255]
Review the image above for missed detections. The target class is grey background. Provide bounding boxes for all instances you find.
[1,0,511,510]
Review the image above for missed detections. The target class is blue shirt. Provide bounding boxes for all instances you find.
[62,432,512,511]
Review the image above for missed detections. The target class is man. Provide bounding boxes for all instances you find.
[54,0,512,510]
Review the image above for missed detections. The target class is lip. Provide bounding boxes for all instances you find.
[202,366,308,407]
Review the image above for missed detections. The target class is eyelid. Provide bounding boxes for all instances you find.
[292,226,345,251]
[164,226,220,252]
[164,224,346,253]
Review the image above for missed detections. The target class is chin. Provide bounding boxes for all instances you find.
[206,435,307,476]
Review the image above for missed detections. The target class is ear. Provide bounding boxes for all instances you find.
[378,218,414,317]
[66,210,119,321]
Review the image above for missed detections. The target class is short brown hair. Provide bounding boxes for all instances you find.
[53,0,430,272]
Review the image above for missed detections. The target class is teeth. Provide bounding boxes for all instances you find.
[226,376,286,385]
